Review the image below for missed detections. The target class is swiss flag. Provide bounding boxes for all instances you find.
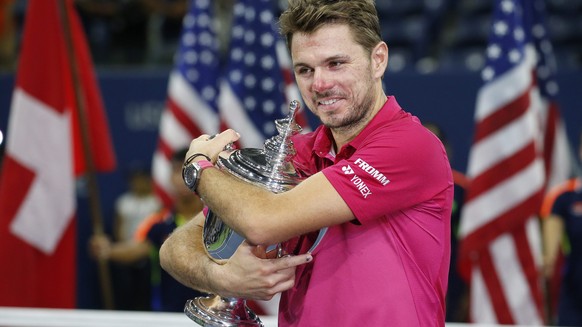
[0,0,115,307]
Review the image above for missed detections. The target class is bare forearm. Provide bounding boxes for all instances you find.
[159,213,224,295]
[183,130,351,245]
[160,209,314,300]
[197,167,349,245]
[196,167,276,243]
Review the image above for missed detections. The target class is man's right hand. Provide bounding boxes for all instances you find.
[159,212,312,300]
[211,241,312,301]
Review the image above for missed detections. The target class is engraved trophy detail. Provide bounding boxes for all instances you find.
[184,100,308,327]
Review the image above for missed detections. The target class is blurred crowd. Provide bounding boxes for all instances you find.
[0,0,276,70]
[0,0,580,72]
[0,0,195,69]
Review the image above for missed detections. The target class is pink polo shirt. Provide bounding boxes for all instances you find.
[279,96,453,326]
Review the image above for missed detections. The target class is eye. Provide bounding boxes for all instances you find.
[296,67,313,75]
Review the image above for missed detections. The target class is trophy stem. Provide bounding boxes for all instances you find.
[185,294,264,327]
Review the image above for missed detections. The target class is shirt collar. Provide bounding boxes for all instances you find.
[312,96,402,158]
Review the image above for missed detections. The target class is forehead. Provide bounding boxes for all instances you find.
[290,24,362,63]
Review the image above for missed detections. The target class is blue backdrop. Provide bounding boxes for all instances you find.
[0,69,581,308]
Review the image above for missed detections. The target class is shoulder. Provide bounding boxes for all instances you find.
[370,111,434,143]
[541,178,581,217]
[133,208,172,241]
[364,118,445,165]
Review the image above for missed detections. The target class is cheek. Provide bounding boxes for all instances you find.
[296,79,310,95]
[297,84,314,105]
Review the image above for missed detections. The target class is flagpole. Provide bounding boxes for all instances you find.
[57,0,115,310]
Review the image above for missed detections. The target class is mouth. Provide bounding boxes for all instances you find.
[316,97,343,108]
[319,98,338,105]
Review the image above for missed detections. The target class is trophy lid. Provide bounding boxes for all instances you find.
[217,100,304,194]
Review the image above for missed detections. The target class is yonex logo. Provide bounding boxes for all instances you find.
[342,165,371,198]
[342,165,354,175]
[350,175,372,198]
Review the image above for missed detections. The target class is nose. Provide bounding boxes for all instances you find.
[311,68,331,94]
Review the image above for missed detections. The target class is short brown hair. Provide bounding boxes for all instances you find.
[278,0,382,55]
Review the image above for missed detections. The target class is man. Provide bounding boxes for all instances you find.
[90,149,206,311]
[160,0,453,325]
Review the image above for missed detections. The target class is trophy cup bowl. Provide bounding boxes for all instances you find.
[184,100,324,326]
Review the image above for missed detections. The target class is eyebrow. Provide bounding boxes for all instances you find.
[293,55,351,70]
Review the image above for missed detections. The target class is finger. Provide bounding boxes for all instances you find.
[271,277,296,294]
[273,253,313,270]
[263,268,297,294]
[196,134,211,141]
[273,266,296,282]
[234,241,262,260]
[217,129,240,144]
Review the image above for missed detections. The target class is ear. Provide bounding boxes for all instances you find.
[371,42,388,78]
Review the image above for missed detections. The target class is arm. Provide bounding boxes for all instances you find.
[159,212,313,300]
[185,130,354,245]
[542,214,564,278]
[89,234,151,264]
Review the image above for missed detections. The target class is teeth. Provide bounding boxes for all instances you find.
[320,99,337,105]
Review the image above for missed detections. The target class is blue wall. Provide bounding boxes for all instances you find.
[0,69,581,308]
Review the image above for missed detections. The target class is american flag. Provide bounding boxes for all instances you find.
[458,0,573,324]
[152,0,304,206]
[218,0,305,148]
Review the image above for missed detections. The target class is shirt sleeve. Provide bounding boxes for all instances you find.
[322,123,452,223]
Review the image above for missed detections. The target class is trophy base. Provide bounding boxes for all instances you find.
[184,294,264,327]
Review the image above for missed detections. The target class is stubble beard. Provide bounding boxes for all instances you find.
[320,79,376,134]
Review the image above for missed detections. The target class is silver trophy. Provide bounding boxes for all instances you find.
[185,100,324,326]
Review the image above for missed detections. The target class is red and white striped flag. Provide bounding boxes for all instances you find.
[458,0,574,324]
[0,0,116,307]
[152,0,305,207]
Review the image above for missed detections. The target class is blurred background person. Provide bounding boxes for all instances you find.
[114,165,161,247]
[109,164,161,310]
[542,130,582,326]
[90,148,206,311]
